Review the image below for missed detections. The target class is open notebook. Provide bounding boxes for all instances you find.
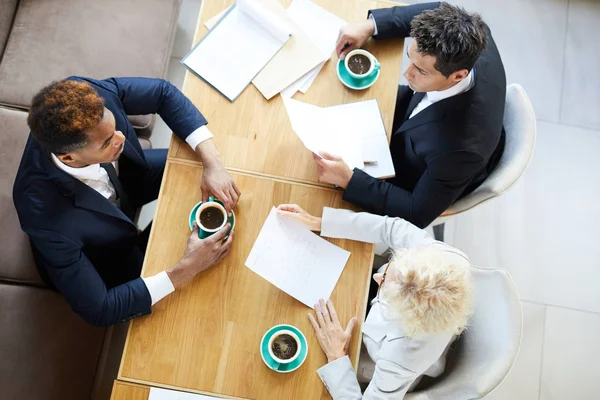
[283,98,396,179]
[181,0,291,101]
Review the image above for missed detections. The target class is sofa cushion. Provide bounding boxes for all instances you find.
[0,0,181,109]
[0,283,106,400]
[0,106,44,285]
[0,0,18,57]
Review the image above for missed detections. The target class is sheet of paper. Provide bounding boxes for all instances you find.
[280,0,347,95]
[149,387,222,400]
[283,97,364,169]
[246,208,351,308]
[251,0,328,100]
[283,98,395,178]
[182,0,291,101]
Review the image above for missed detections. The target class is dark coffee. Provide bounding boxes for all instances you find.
[271,334,298,360]
[199,206,225,230]
[347,54,371,75]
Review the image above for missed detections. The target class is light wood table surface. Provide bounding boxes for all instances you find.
[116,0,406,398]
[168,0,404,186]
[118,162,374,399]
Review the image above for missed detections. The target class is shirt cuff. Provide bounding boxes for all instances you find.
[142,271,175,306]
[185,125,214,151]
[369,14,378,36]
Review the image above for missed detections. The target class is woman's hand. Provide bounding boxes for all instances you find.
[309,299,358,363]
[276,204,322,232]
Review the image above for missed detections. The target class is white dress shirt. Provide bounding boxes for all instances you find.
[316,207,471,399]
[51,125,213,305]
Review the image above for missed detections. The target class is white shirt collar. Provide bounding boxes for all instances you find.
[50,153,104,181]
[426,69,474,103]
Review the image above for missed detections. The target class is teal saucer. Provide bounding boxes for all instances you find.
[260,324,308,373]
[337,58,380,90]
[188,199,235,239]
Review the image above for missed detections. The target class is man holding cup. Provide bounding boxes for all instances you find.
[13,77,238,326]
[315,2,506,229]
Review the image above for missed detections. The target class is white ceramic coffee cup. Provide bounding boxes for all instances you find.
[195,200,227,233]
[268,330,302,366]
[345,49,379,78]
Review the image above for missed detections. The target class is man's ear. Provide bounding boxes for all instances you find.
[56,152,76,165]
[451,69,469,83]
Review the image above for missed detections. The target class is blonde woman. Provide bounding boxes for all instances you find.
[276,204,473,399]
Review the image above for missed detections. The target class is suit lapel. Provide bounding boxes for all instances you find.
[403,91,425,121]
[40,149,135,226]
[398,101,445,132]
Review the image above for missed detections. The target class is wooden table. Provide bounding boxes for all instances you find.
[116,0,404,399]
[168,0,404,187]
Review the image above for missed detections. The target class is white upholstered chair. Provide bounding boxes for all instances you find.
[431,84,537,241]
[405,266,523,400]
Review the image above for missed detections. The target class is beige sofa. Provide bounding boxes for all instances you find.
[0,0,182,398]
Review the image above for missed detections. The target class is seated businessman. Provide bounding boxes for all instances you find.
[315,2,506,228]
[13,76,240,326]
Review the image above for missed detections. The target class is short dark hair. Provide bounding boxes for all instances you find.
[410,2,488,77]
[28,80,105,154]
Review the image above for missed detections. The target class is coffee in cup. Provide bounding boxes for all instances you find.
[268,330,301,366]
[195,198,227,233]
[344,49,379,79]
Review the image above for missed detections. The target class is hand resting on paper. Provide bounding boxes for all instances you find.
[309,299,358,363]
[276,204,322,231]
[313,152,354,189]
[336,19,376,59]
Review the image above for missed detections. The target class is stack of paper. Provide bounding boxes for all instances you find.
[199,0,347,100]
[245,208,351,308]
[281,0,348,97]
[283,98,396,178]
[182,0,292,101]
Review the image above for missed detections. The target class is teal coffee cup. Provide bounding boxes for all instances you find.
[189,196,235,239]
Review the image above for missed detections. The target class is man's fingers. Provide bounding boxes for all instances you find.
[336,35,353,58]
[201,187,209,203]
[210,222,230,243]
[345,317,358,336]
[326,299,341,326]
[228,187,239,208]
[216,190,232,214]
[191,222,200,239]
[308,313,321,331]
[233,181,242,197]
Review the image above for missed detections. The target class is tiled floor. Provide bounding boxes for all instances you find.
[145,0,600,399]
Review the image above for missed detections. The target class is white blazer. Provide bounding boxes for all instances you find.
[315,208,471,399]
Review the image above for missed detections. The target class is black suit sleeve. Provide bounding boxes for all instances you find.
[27,229,152,327]
[343,150,484,228]
[369,2,441,39]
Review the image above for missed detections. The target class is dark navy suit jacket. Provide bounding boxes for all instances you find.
[13,77,207,326]
[344,3,506,228]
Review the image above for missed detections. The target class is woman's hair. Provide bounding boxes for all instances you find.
[381,245,474,335]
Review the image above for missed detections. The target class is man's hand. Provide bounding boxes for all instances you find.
[276,204,322,231]
[195,140,241,213]
[309,299,358,363]
[167,223,233,288]
[313,152,354,189]
[336,19,376,59]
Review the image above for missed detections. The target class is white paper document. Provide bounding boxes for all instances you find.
[149,387,221,400]
[182,0,291,101]
[281,0,347,96]
[283,98,396,178]
[245,207,351,308]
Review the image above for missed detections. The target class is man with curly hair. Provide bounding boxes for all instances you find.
[314,2,506,229]
[13,77,239,326]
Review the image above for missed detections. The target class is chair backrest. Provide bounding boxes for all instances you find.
[405,267,522,400]
[445,84,536,215]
